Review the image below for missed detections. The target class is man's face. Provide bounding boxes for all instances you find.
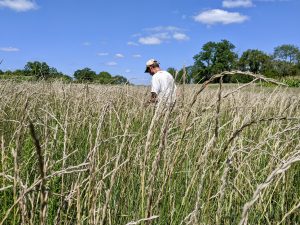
[148,66,155,76]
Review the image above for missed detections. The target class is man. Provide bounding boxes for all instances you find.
[144,59,176,106]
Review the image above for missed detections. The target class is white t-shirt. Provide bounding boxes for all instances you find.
[151,70,176,104]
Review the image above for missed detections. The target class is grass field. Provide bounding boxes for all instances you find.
[0,80,299,225]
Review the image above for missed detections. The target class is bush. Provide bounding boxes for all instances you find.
[282,77,300,87]
[229,73,254,83]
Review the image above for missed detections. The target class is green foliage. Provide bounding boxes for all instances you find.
[22,61,72,81]
[94,71,129,84]
[167,67,193,84]
[111,75,129,84]
[264,60,298,78]
[189,42,300,82]
[24,61,51,79]
[273,44,300,64]
[239,49,270,74]
[73,69,129,84]
[1,41,300,85]
[96,71,112,84]
[167,67,176,77]
[73,67,96,82]
[229,72,254,83]
[282,77,300,87]
[192,40,238,82]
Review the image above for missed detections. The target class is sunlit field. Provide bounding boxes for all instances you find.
[0,80,299,225]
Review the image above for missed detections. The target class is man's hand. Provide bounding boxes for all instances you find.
[150,92,158,103]
[144,92,158,107]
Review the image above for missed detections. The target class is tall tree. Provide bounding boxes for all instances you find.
[273,44,300,64]
[239,49,270,74]
[24,61,51,79]
[192,40,238,82]
[97,71,112,84]
[74,68,96,82]
[111,75,129,84]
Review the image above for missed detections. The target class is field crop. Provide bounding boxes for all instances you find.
[0,79,299,225]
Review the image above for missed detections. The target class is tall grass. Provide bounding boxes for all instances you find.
[0,79,299,225]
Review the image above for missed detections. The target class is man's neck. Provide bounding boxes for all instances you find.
[153,68,161,74]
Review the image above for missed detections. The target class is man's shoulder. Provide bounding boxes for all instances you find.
[155,70,173,78]
[160,70,171,75]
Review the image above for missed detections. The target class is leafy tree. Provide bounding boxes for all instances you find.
[111,75,129,84]
[192,40,238,82]
[95,72,129,84]
[13,69,26,76]
[167,67,177,76]
[74,68,96,82]
[0,69,3,75]
[4,70,13,76]
[24,61,51,79]
[239,49,270,74]
[265,60,297,77]
[97,71,112,84]
[273,44,300,64]
[167,67,193,84]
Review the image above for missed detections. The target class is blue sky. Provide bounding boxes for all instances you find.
[0,0,299,84]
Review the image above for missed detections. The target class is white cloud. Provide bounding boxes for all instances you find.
[125,69,131,73]
[0,47,20,52]
[106,61,117,66]
[173,32,190,41]
[145,26,182,33]
[115,53,124,58]
[0,0,37,12]
[83,42,91,46]
[132,54,141,58]
[97,52,109,56]
[194,9,248,25]
[127,41,139,46]
[138,36,162,45]
[137,26,190,45]
[222,0,254,8]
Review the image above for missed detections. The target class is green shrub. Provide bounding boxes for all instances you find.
[282,77,300,87]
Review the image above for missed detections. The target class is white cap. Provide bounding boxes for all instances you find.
[145,59,159,73]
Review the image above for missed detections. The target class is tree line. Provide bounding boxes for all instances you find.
[0,61,129,84]
[168,40,300,85]
[1,40,300,85]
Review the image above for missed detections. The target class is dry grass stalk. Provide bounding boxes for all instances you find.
[239,152,300,225]
[29,121,47,225]
[125,215,159,225]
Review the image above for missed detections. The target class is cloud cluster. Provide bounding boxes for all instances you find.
[97,52,109,56]
[0,0,37,12]
[106,61,117,66]
[127,41,139,46]
[0,47,20,52]
[222,0,254,8]
[83,42,91,46]
[194,9,248,25]
[137,26,189,45]
[115,53,124,58]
